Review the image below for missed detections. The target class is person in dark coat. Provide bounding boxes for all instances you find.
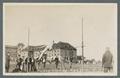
[28,57,32,72]
[31,57,34,71]
[24,57,28,72]
[16,55,23,71]
[31,57,37,72]
[69,56,73,69]
[54,56,59,69]
[102,47,113,72]
[5,53,10,72]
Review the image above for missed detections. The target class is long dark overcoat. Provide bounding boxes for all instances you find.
[102,51,113,68]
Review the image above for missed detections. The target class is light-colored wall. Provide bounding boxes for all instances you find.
[46,49,60,60]
[34,51,41,59]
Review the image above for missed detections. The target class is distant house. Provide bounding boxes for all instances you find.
[77,55,86,64]
[46,41,77,62]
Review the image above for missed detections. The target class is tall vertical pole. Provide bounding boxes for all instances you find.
[81,17,84,65]
[27,26,30,72]
[28,27,30,51]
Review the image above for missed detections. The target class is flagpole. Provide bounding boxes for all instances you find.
[27,26,30,72]
[81,17,84,65]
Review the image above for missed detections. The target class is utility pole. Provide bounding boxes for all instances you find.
[28,27,30,52]
[81,17,84,65]
[27,26,30,72]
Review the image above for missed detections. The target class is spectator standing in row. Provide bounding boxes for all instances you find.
[16,55,23,71]
[42,56,46,69]
[54,56,59,69]
[69,56,73,69]
[6,53,10,72]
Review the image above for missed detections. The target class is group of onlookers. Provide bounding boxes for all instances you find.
[10,55,73,72]
[5,47,113,73]
[13,55,47,72]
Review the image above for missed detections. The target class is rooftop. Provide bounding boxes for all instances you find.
[23,45,46,51]
[52,41,76,50]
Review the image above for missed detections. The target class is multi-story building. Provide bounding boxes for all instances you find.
[46,41,77,62]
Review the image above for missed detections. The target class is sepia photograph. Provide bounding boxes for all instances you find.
[3,3,117,76]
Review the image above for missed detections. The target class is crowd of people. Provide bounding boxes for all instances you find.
[5,47,113,73]
[12,54,47,72]
[10,54,73,72]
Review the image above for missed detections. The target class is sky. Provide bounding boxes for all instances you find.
[4,3,117,61]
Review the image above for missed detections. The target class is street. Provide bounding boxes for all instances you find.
[8,62,104,73]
